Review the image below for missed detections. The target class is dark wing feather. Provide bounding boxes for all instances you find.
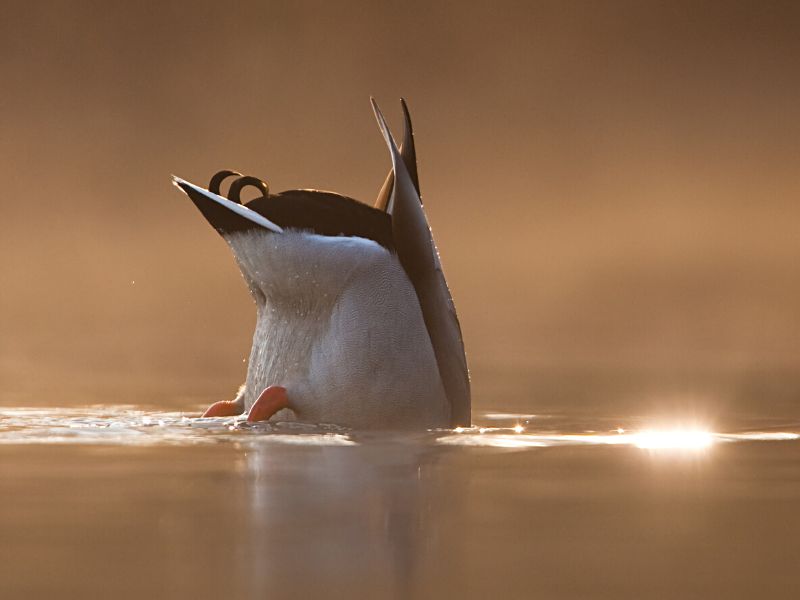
[371,99,471,426]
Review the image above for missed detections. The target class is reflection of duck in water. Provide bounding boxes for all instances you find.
[173,99,470,428]
[236,437,461,598]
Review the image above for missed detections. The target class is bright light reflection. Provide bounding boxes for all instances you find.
[484,413,536,421]
[631,429,713,450]
[721,432,800,442]
[438,426,733,451]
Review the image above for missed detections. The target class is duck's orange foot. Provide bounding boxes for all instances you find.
[202,400,243,418]
[247,386,289,423]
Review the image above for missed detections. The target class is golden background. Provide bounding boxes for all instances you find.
[2,1,799,411]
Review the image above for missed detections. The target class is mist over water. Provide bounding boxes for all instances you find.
[3,1,800,399]
[3,2,800,598]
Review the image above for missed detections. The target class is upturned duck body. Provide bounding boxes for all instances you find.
[173,99,470,429]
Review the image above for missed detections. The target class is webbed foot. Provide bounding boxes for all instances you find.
[247,386,289,423]
[202,399,244,418]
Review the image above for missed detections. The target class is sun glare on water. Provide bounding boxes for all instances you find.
[629,429,714,450]
[438,419,736,451]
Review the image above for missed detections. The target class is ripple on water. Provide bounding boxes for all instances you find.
[0,407,797,450]
[0,407,354,447]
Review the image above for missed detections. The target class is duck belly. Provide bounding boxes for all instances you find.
[241,246,449,429]
[301,264,449,429]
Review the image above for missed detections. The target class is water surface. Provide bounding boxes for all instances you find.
[2,402,799,599]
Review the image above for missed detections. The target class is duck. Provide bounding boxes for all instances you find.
[172,99,470,429]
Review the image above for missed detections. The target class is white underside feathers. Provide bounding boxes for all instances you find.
[226,229,450,429]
